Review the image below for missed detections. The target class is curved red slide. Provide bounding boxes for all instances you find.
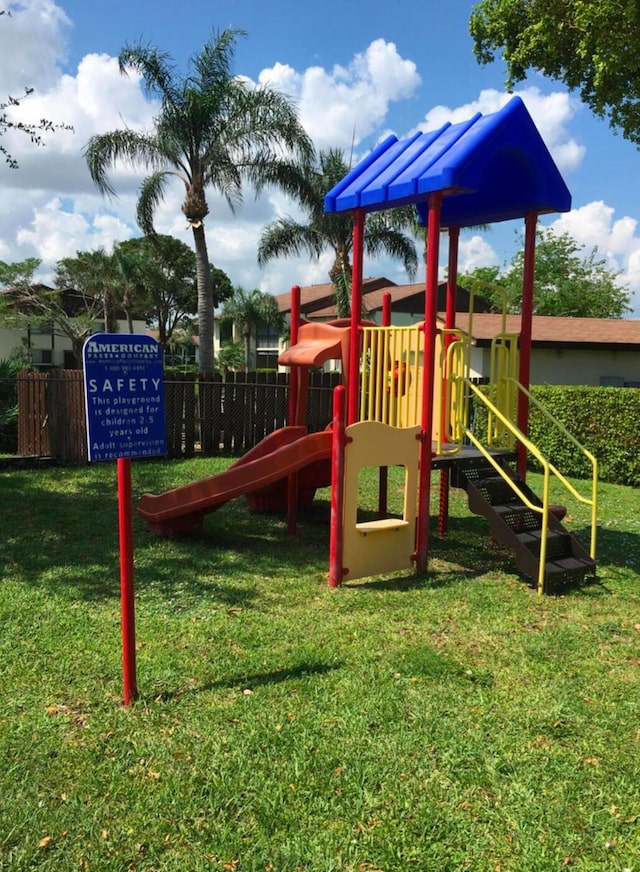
[137,426,332,535]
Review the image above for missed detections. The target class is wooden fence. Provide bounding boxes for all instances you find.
[17,370,340,463]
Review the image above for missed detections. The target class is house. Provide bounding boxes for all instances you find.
[0,287,148,368]
[455,312,640,387]
[271,279,640,386]
[273,277,485,324]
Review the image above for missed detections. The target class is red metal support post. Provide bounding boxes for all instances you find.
[347,209,365,425]
[329,385,347,587]
[415,193,442,573]
[382,290,391,328]
[378,291,392,517]
[117,457,137,706]
[288,284,300,427]
[438,226,460,536]
[287,285,301,535]
[517,212,538,479]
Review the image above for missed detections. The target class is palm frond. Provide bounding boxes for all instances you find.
[119,43,181,107]
[136,172,179,235]
[190,28,247,93]
[84,130,163,197]
[257,220,323,266]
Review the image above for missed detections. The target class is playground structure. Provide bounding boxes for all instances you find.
[138,97,598,594]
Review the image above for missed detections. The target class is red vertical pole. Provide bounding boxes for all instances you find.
[287,285,301,535]
[441,226,460,443]
[378,291,392,517]
[329,385,347,587]
[517,212,537,479]
[445,227,459,330]
[382,291,391,328]
[117,458,137,706]
[288,284,300,427]
[439,226,459,536]
[415,193,442,573]
[348,209,365,425]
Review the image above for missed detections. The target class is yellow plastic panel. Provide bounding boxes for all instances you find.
[341,421,420,582]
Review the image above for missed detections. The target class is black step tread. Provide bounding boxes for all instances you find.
[473,474,520,487]
[517,529,568,545]
[545,556,596,575]
[492,503,538,516]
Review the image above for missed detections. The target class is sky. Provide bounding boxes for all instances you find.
[2,0,640,316]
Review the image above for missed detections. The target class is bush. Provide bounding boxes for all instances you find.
[473,384,640,487]
[0,359,20,454]
[527,385,640,487]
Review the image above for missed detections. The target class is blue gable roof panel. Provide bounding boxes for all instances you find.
[358,125,448,208]
[329,132,423,213]
[387,113,482,202]
[323,96,571,225]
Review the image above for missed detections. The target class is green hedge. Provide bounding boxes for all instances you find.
[475,385,640,487]
[526,386,640,487]
[0,360,20,454]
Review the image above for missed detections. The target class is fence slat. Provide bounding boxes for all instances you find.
[17,369,343,462]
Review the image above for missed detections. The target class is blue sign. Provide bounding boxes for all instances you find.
[83,333,167,462]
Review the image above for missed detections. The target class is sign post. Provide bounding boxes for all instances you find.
[83,334,167,706]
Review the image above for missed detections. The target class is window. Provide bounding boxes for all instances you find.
[33,349,53,367]
[256,324,280,347]
[256,350,279,370]
[219,321,233,344]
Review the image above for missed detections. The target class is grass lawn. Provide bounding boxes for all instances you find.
[1,457,639,872]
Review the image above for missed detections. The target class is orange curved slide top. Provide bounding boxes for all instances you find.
[278,321,350,369]
[137,426,332,534]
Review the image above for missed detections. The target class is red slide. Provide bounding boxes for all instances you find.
[137,426,332,535]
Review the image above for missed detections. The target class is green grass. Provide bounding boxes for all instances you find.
[1,458,639,871]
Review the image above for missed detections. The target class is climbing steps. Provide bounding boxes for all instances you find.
[451,454,596,593]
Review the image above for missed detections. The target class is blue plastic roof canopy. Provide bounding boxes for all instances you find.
[323,97,571,228]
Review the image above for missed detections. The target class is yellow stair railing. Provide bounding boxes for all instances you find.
[454,377,598,595]
[488,332,520,447]
[439,331,470,454]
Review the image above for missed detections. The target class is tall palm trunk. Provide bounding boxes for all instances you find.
[192,223,215,375]
[243,327,251,372]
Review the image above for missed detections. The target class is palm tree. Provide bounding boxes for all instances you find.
[84,29,314,374]
[220,287,285,371]
[257,148,419,317]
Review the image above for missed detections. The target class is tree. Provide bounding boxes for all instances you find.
[215,340,245,373]
[257,148,418,317]
[460,228,631,318]
[469,0,640,145]
[220,287,285,371]
[114,235,232,351]
[0,10,72,168]
[55,249,120,334]
[85,29,314,375]
[0,258,107,367]
[455,265,505,313]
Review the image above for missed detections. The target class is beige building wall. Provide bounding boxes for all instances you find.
[470,346,640,387]
[0,319,148,367]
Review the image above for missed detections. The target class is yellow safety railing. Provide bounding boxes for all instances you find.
[488,333,519,447]
[439,331,470,454]
[359,325,424,427]
[455,377,598,595]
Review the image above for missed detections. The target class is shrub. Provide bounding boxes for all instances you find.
[473,384,640,487]
[0,359,21,454]
[527,385,640,487]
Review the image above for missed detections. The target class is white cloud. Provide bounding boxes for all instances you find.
[259,39,421,150]
[458,234,499,274]
[546,200,640,315]
[0,0,70,94]
[16,196,133,263]
[416,87,586,174]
